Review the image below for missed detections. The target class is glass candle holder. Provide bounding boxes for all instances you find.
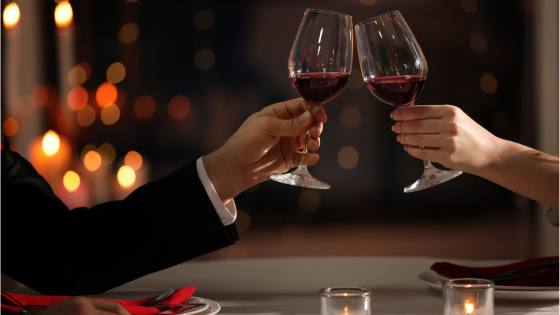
[320,286,371,315]
[443,278,494,315]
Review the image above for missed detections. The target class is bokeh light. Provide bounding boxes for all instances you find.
[76,105,96,127]
[193,10,215,30]
[134,95,156,119]
[298,190,321,212]
[67,64,87,86]
[99,143,116,165]
[340,104,362,128]
[83,150,102,172]
[106,62,126,84]
[95,82,118,107]
[118,22,139,44]
[167,95,191,120]
[193,49,215,71]
[480,72,498,94]
[54,1,73,29]
[67,86,88,111]
[3,117,19,137]
[124,151,143,170]
[63,170,80,192]
[3,2,20,30]
[117,165,136,188]
[42,130,61,157]
[30,85,50,107]
[337,146,359,169]
[100,104,121,125]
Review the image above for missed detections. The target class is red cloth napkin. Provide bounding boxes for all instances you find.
[431,256,558,287]
[1,286,195,315]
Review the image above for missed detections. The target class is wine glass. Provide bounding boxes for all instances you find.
[355,11,462,193]
[270,8,353,190]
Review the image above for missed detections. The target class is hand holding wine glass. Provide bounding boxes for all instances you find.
[355,10,463,193]
[271,8,353,190]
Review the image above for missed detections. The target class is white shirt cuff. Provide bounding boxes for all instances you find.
[196,157,237,225]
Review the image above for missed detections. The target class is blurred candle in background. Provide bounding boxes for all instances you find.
[54,0,76,135]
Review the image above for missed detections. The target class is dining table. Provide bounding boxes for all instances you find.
[103,256,559,315]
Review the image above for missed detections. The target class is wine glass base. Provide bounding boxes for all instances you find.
[403,168,462,193]
[270,167,331,190]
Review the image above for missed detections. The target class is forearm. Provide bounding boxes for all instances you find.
[475,138,559,208]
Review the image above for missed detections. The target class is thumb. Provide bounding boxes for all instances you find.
[266,111,312,137]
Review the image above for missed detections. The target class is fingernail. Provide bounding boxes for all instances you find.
[396,135,401,143]
[391,124,397,132]
[298,111,311,124]
[390,111,396,119]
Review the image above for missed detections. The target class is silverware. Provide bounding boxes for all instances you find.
[143,288,176,306]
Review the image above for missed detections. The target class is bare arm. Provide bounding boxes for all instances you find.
[391,105,559,208]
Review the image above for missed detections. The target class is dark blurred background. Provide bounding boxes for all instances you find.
[2,0,558,260]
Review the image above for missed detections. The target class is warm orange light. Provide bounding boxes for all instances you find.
[63,170,80,192]
[124,151,143,170]
[83,150,102,172]
[3,2,20,30]
[67,86,88,111]
[95,82,118,107]
[106,62,126,84]
[76,105,96,127]
[167,95,191,120]
[118,22,139,44]
[100,104,120,125]
[117,165,136,188]
[3,117,19,137]
[67,64,87,86]
[464,302,475,314]
[134,95,156,119]
[54,1,73,29]
[42,130,61,156]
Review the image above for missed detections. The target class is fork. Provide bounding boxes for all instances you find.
[143,288,176,307]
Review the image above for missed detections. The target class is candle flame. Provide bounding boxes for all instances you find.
[54,1,73,29]
[464,302,475,314]
[3,2,20,29]
[42,130,61,156]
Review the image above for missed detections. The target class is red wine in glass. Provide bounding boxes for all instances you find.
[270,8,353,190]
[355,10,462,192]
[291,72,350,104]
[366,75,425,107]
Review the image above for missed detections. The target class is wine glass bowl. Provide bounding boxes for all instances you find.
[270,8,353,190]
[355,11,462,192]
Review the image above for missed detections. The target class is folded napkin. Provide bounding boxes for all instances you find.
[1,286,195,315]
[431,256,558,287]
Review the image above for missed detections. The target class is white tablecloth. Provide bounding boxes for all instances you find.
[108,256,558,315]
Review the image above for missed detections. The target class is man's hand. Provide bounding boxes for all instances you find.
[204,98,326,201]
[37,297,129,315]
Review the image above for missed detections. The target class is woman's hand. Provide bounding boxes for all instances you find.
[204,98,326,201]
[37,297,129,315]
[390,104,502,175]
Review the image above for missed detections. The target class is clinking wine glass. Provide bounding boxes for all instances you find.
[355,10,462,193]
[270,8,353,189]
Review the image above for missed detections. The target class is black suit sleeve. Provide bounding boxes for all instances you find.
[1,139,238,295]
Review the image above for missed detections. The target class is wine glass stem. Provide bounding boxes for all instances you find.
[423,159,433,169]
[296,103,320,171]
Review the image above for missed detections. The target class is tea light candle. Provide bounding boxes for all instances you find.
[443,279,494,315]
[320,287,371,315]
